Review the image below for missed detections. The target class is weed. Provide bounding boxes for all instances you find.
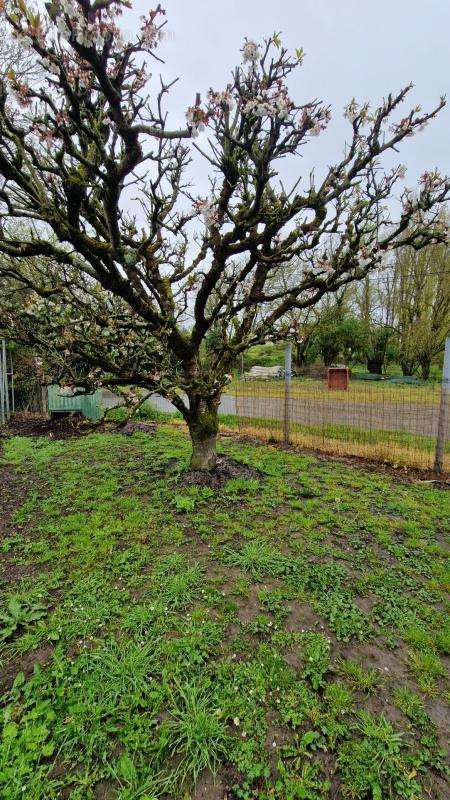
[0,596,47,642]
[223,540,292,579]
[159,684,229,786]
[312,590,370,641]
[1,424,448,799]
[337,712,421,800]
[300,632,331,689]
[335,658,381,693]
[407,648,446,695]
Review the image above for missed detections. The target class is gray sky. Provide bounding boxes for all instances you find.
[124,0,449,198]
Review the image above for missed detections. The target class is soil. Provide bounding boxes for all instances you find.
[0,643,54,696]
[0,448,57,696]
[179,454,261,489]
[1,411,91,440]
[0,458,37,587]
[120,419,157,436]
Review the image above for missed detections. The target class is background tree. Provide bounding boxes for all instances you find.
[308,292,366,367]
[393,235,450,379]
[353,271,398,374]
[0,1,448,469]
[285,308,319,370]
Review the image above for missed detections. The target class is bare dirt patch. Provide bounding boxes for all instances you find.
[0,459,37,586]
[0,642,54,696]
[179,455,261,489]
[2,411,91,440]
[120,420,157,436]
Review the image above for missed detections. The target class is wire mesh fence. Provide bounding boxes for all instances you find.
[234,377,450,472]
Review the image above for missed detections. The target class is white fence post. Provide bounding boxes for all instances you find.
[434,337,450,474]
[284,341,292,446]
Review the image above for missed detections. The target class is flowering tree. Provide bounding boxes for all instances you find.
[0,1,448,469]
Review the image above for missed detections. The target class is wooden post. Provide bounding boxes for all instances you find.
[434,337,450,474]
[284,341,292,446]
[41,384,50,419]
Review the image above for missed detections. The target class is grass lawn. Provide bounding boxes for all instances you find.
[0,424,449,799]
[233,417,449,471]
[233,377,442,406]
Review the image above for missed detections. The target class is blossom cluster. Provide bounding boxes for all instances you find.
[355,243,385,269]
[55,0,113,49]
[140,8,165,51]
[419,169,446,193]
[344,99,369,124]
[242,39,260,65]
[208,88,234,113]
[10,81,31,108]
[196,198,219,229]
[314,258,334,274]
[242,86,293,120]
[301,106,331,136]
[185,105,209,137]
[392,117,414,137]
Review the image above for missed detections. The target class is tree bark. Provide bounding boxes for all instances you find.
[401,360,415,376]
[419,356,431,381]
[367,357,384,375]
[187,395,219,471]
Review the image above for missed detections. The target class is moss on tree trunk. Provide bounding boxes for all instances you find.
[187,396,219,470]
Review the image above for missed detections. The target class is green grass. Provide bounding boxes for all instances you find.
[0,425,449,799]
[234,375,442,404]
[235,414,448,470]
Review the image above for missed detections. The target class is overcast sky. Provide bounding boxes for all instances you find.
[122,0,449,198]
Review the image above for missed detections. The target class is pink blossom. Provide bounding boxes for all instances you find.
[196,198,219,229]
[186,105,209,137]
[208,88,234,113]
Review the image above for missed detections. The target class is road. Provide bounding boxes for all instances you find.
[102,389,447,439]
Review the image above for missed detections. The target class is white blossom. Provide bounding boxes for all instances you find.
[242,40,260,64]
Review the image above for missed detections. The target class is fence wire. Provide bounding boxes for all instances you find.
[235,378,450,472]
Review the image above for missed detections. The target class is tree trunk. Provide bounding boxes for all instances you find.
[367,357,384,375]
[323,351,339,367]
[187,395,219,471]
[419,356,431,381]
[401,360,415,376]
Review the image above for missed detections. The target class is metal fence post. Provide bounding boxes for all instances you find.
[9,351,15,414]
[434,337,450,474]
[284,341,292,446]
[0,339,5,425]
[2,339,10,420]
